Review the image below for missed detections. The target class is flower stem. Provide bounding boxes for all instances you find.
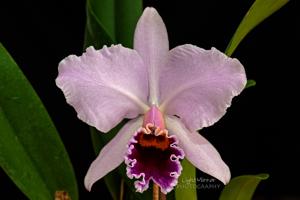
[153,183,167,200]
[153,183,159,200]
[160,191,166,200]
[119,178,124,200]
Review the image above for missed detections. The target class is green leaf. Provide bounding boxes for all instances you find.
[84,0,142,49]
[0,43,78,200]
[84,0,116,49]
[175,159,197,200]
[115,0,143,47]
[246,79,256,88]
[219,173,269,200]
[225,0,289,56]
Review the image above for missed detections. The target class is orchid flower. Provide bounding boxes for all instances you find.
[56,7,246,194]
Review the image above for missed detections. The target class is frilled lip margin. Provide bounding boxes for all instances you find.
[125,129,185,194]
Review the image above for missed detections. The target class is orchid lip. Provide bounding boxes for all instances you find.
[125,125,184,194]
[124,106,185,193]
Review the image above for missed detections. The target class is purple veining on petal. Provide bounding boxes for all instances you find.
[125,129,184,194]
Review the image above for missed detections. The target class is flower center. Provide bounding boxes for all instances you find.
[139,106,169,150]
[139,123,170,150]
[143,105,165,129]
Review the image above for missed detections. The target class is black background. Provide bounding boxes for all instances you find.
[0,0,298,199]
